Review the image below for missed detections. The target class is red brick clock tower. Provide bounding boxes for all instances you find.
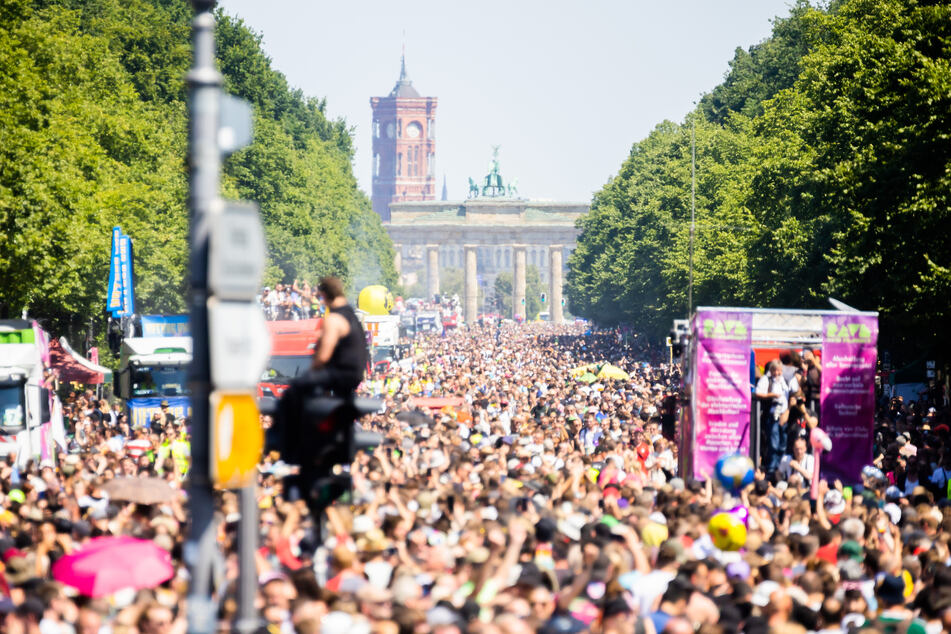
[370,56,437,222]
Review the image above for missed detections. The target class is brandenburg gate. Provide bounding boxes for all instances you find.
[384,153,588,323]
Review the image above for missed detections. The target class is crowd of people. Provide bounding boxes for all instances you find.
[259,281,322,321]
[1,320,950,634]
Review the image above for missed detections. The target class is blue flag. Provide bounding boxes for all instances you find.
[118,234,135,316]
[106,227,123,315]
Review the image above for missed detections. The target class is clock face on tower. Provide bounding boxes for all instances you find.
[385,122,395,139]
[406,121,422,138]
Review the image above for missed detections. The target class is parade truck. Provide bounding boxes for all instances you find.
[0,320,62,462]
[415,311,442,335]
[363,315,400,348]
[116,316,192,428]
[442,311,459,331]
[257,318,321,399]
[399,310,417,338]
[363,314,401,373]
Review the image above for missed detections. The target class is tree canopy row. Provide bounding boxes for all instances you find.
[0,0,397,337]
[566,0,951,360]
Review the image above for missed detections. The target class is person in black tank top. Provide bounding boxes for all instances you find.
[324,303,368,393]
[287,275,367,394]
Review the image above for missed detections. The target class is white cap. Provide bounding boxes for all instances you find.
[883,503,901,525]
[648,512,668,526]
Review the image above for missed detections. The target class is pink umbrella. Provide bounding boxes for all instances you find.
[51,536,174,597]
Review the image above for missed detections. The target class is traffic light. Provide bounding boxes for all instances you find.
[269,391,382,522]
[107,319,122,356]
[540,292,547,304]
[670,319,690,359]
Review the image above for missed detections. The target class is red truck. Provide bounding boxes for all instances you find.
[257,319,321,398]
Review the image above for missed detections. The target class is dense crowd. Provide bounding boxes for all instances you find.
[1,322,949,634]
[258,281,322,321]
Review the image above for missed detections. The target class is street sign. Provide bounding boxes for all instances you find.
[209,200,265,301]
[208,298,271,389]
[210,390,263,488]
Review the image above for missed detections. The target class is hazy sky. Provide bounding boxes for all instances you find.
[217,0,793,204]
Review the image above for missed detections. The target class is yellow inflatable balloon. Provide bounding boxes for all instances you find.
[358,285,394,315]
[708,512,747,551]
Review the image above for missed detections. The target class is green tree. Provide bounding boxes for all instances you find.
[698,1,823,123]
[493,266,543,319]
[430,267,482,310]
[567,116,754,338]
[749,0,951,356]
[0,0,397,345]
[215,12,396,293]
[568,0,951,359]
[493,272,512,316]
[437,268,464,301]
[0,0,189,337]
[526,266,543,319]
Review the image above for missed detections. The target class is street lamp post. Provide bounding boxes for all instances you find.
[185,2,219,633]
[688,119,696,318]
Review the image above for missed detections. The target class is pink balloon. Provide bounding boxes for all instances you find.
[810,427,832,452]
[729,505,749,527]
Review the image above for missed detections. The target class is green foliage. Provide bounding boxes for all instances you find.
[0,0,189,335]
[0,0,395,342]
[215,11,395,294]
[568,116,755,338]
[493,272,512,316]
[493,266,543,318]
[525,265,543,319]
[698,1,823,123]
[569,0,951,358]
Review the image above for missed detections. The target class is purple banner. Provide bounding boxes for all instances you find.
[692,311,753,481]
[820,314,878,483]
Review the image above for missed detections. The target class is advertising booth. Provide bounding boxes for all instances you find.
[679,306,878,484]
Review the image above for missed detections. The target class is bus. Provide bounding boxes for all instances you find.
[117,334,192,428]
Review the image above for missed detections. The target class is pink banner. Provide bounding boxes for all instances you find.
[820,314,878,483]
[692,311,753,480]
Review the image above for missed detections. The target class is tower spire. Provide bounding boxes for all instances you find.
[400,34,407,81]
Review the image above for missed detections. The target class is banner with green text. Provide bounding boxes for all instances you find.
[691,310,753,481]
[820,315,878,484]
